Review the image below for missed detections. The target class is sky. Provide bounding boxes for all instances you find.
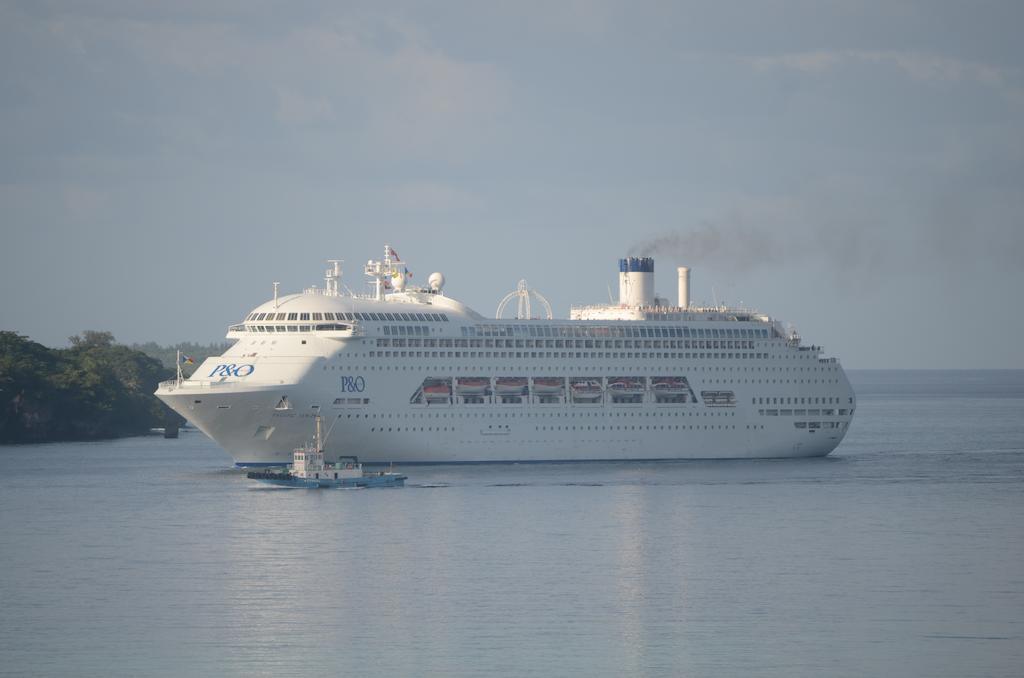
[1,0,1022,368]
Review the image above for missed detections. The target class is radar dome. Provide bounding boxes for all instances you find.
[428,272,445,292]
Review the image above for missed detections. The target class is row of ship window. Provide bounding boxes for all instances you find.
[461,325,773,339]
[377,337,758,350]
[238,316,778,342]
[338,410,735,418]
[761,408,843,416]
[370,350,772,361]
[754,396,846,405]
[245,311,450,322]
[243,324,348,333]
[362,424,745,433]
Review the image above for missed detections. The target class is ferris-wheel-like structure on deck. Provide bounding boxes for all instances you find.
[495,279,553,320]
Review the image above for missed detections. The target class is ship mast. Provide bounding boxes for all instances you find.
[324,260,343,296]
[363,244,405,301]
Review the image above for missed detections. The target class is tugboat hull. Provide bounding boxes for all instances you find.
[247,470,406,488]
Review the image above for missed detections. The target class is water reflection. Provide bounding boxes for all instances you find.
[2,384,1024,678]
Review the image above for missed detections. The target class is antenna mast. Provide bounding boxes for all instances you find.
[315,415,323,452]
[325,260,343,296]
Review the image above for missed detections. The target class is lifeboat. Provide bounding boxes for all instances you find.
[532,377,565,395]
[571,379,604,401]
[494,377,528,395]
[651,377,689,395]
[607,377,645,395]
[456,378,490,395]
[423,381,451,402]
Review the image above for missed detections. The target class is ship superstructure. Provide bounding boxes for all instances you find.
[156,246,855,465]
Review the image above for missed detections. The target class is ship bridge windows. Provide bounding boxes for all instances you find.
[299,313,310,321]
[287,313,298,320]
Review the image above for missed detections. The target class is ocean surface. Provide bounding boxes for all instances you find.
[1,370,1022,677]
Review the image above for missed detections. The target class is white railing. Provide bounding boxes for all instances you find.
[221,323,362,336]
[570,303,767,317]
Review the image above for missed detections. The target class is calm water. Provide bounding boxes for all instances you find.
[1,370,1022,677]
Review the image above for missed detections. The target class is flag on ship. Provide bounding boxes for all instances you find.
[180,354,195,364]
[405,267,412,278]
[387,246,401,261]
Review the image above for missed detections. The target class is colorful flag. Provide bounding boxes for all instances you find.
[181,354,195,364]
[387,246,401,261]
[405,267,412,278]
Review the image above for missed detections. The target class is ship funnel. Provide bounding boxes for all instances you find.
[677,266,690,310]
[618,257,655,307]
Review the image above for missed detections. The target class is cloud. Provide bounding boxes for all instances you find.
[748,49,1021,103]
[275,88,334,125]
[749,51,842,74]
[38,8,507,154]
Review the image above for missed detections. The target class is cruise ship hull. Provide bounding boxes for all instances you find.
[158,364,853,466]
[156,251,855,466]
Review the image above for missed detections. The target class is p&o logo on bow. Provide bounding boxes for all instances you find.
[208,364,255,378]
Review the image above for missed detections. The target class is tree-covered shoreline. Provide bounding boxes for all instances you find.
[0,331,202,444]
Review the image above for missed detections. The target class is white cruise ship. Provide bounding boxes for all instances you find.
[156,246,855,466]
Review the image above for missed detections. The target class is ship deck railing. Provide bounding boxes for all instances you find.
[225,323,362,336]
[159,378,268,391]
[569,304,768,320]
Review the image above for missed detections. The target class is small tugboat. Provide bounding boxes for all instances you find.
[246,416,406,488]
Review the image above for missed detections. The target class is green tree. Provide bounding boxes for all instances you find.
[0,331,182,443]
